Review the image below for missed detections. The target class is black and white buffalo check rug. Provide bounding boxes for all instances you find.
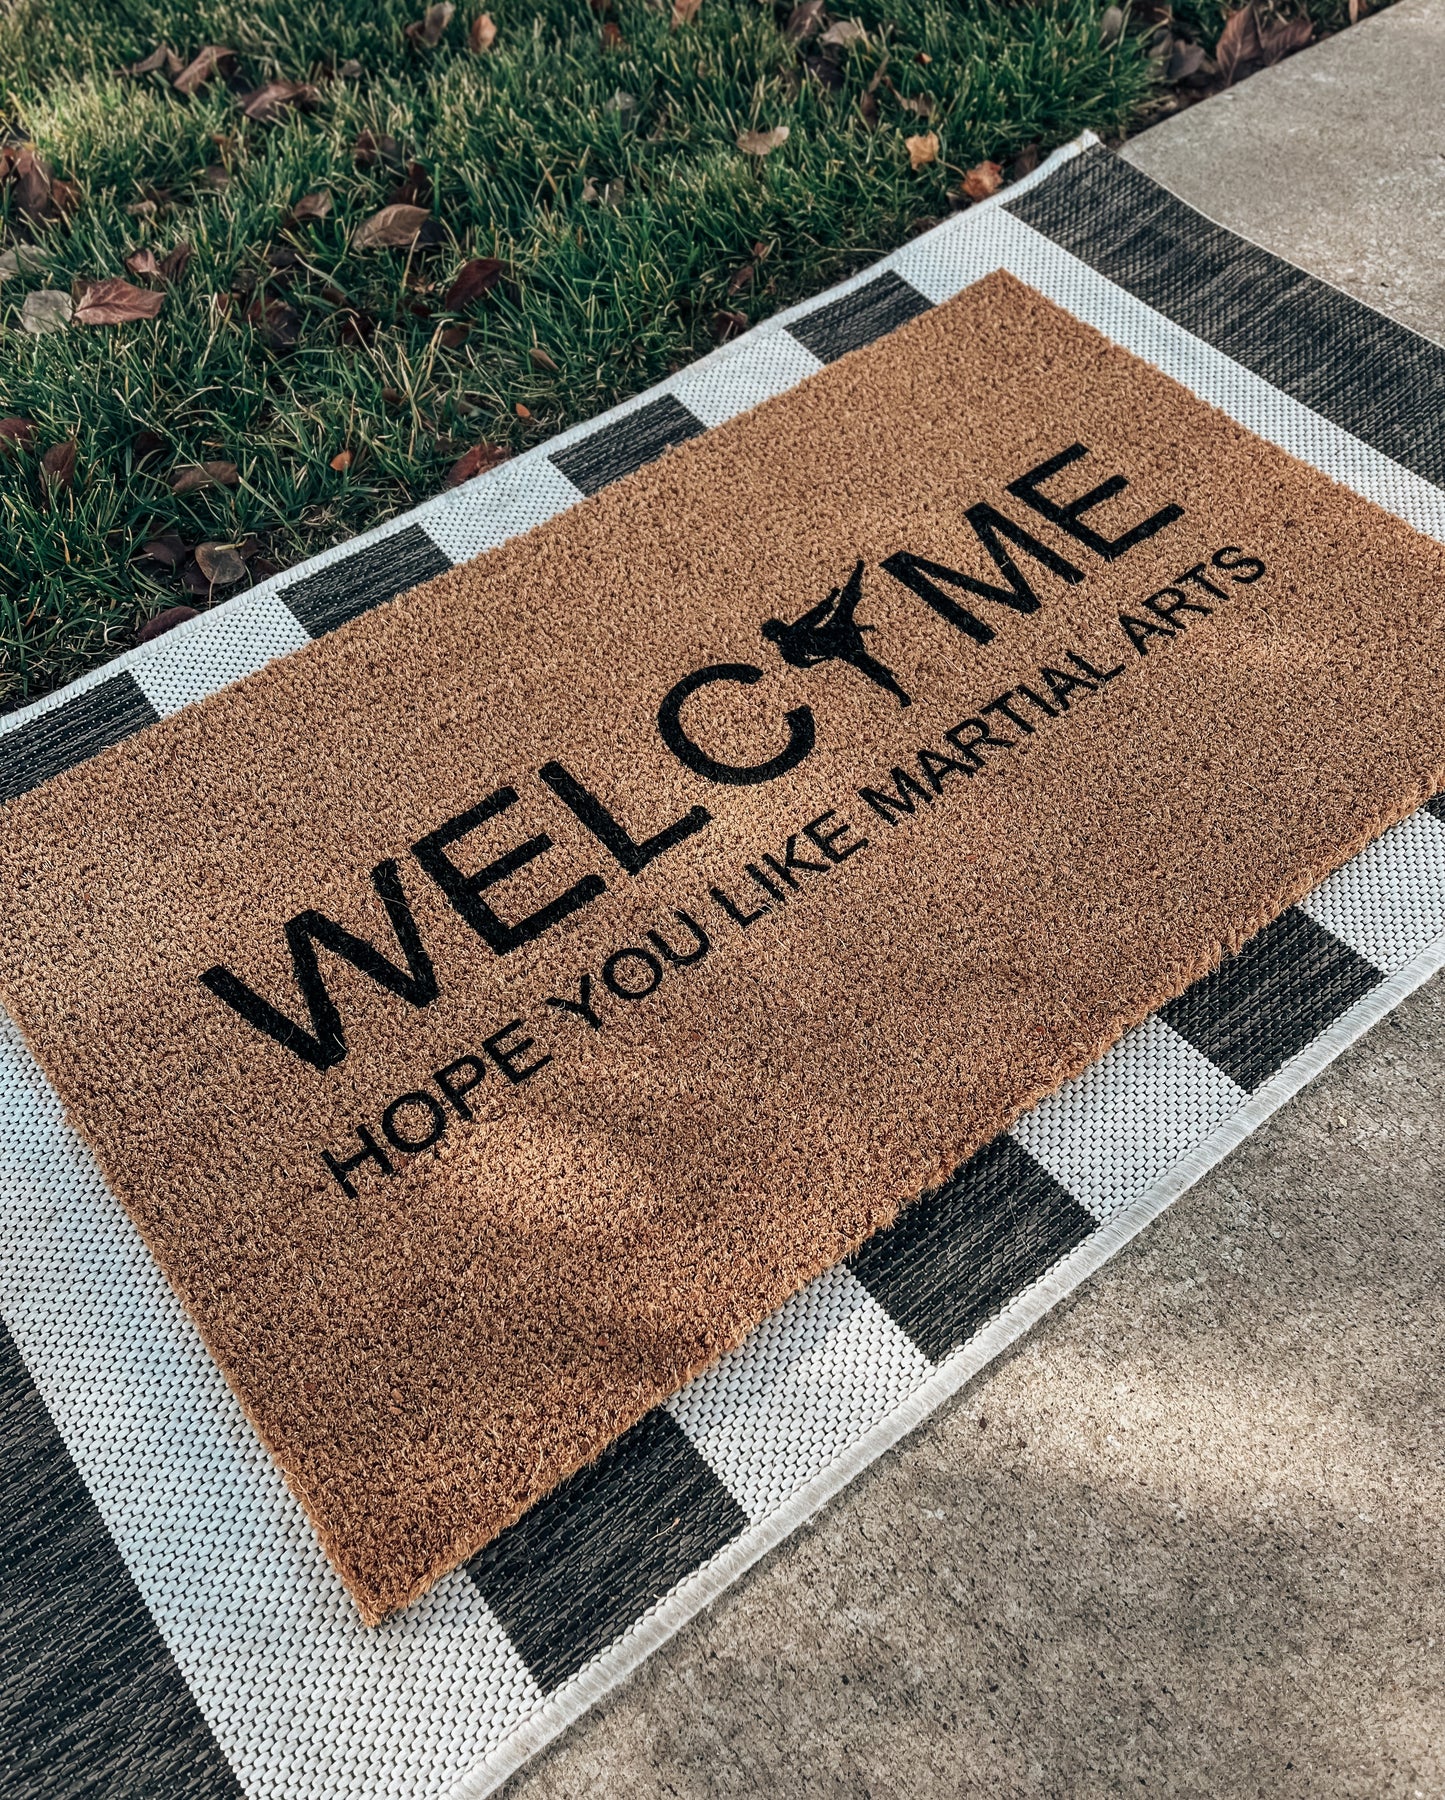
[4,135,1445,1798]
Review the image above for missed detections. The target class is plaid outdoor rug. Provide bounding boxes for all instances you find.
[3,134,1445,1798]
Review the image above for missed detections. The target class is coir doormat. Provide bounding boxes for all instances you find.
[5,137,1445,1797]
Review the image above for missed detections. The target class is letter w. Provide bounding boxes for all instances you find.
[199,860,438,1071]
[880,503,1084,645]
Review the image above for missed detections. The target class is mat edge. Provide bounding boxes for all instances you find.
[445,920,1445,1800]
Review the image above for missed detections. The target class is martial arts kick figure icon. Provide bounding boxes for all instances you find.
[761,558,912,708]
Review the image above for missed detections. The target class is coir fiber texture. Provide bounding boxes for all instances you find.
[0,271,1442,1623]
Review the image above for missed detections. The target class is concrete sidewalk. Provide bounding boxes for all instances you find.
[509,10,1445,1793]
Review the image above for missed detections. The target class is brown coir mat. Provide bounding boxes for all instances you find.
[1,269,1443,1623]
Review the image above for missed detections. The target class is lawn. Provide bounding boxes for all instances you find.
[0,0,1333,708]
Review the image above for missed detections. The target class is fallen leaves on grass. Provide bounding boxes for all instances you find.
[0,244,46,279]
[893,89,933,118]
[906,131,939,170]
[173,45,235,96]
[354,129,404,167]
[73,278,165,325]
[389,161,433,207]
[8,147,54,220]
[444,257,507,313]
[859,62,886,126]
[407,3,455,46]
[353,203,431,249]
[671,0,702,25]
[785,0,824,40]
[446,442,511,486]
[1214,7,1258,78]
[128,43,184,77]
[711,308,747,341]
[39,440,77,496]
[0,418,34,450]
[240,80,319,122]
[601,21,624,46]
[288,189,333,224]
[737,125,789,155]
[956,158,1003,201]
[245,293,301,348]
[1259,13,1313,59]
[330,449,353,472]
[133,430,167,459]
[1166,39,1208,80]
[169,460,239,494]
[140,532,188,566]
[798,49,844,91]
[529,345,560,372]
[21,289,72,334]
[124,244,192,283]
[1216,5,1312,82]
[469,12,498,50]
[1099,5,1124,45]
[819,17,867,45]
[196,541,248,585]
[136,605,198,644]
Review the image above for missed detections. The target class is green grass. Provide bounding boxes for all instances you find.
[0,0,1298,706]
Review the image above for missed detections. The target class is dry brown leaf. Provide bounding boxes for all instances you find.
[330,450,353,472]
[439,323,469,347]
[819,18,868,46]
[406,2,456,45]
[136,605,198,644]
[169,460,239,494]
[21,290,73,335]
[906,131,940,171]
[125,249,162,279]
[529,345,560,372]
[245,294,301,347]
[39,440,77,494]
[0,417,34,450]
[711,308,747,342]
[784,0,824,40]
[173,45,235,96]
[894,90,932,118]
[1258,13,1312,61]
[601,21,624,45]
[195,541,248,585]
[199,166,231,191]
[737,125,790,156]
[469,11,498,50]
[73,278,166,325]
[128,43,183,76]
[140,532,188,567]
[1215,6,1261,81]
[443,256,505,308]
[160,241,194,280]
[1166,38,1207,79]
[51,178,80,214]
[12,148,53,222]
[726,262,755,295]
[240,80,320,122]
[671,0,702,24]
[354,129,404,167]
[290,190,333,224]
[353,203,431,249]
[514,402,532,419]
[958,157,1003,201]
[446,441,510,486]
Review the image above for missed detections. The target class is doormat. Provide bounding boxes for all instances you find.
[4,137,1445,1798]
